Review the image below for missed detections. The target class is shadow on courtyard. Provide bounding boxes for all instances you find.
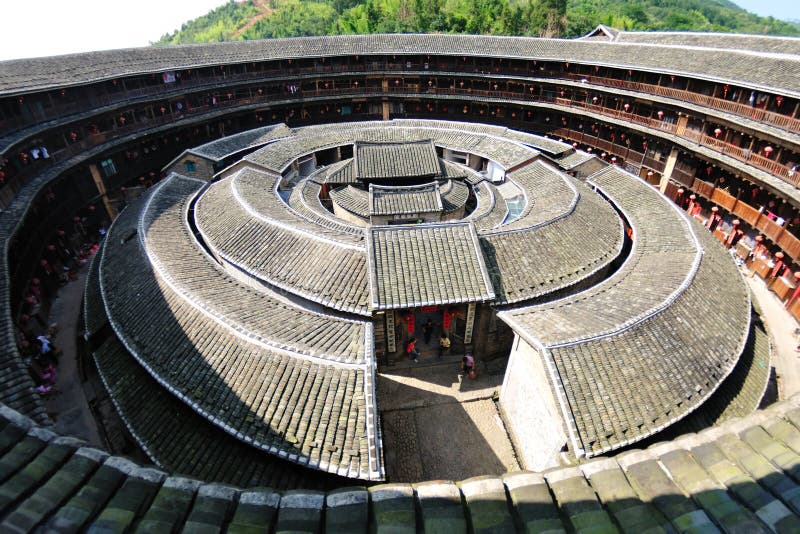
[377,361,519,482]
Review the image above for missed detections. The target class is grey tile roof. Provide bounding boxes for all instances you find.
[7,395,800,531]
[247,121,542,178]
[323,159,356,185]
[465,181,507,231]
[92,335,353,490]
[188,123,293,161]
[481,177,624,304]
[612,30,800,56]
[502,129,573,156]
[662,315,771,437]
[245,131,353,173]
[547,241,748,459]
[367,223,495,310]
[232,166,364,247]
[354,140,441,181]
[82,250,107,339]
[499,169,750,457]
[439,160,470,181]
[438,178,470,214]
[369,182,442,216]
[2,34,798,97]
[493,160,578,232]
[499,165,701,347]
[142,174,371,364]
[195,171,371,315]
[329,184,370,218]
[100,190,381,480]
[288,176,367,235]
[554,149,596,170]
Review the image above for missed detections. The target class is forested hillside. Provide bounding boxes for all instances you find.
[153,0,800,45]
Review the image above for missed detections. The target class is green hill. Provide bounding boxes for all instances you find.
[153,0,800,45]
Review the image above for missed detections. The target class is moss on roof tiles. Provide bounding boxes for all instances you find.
[93,335,353,490]
[101,188,379,480]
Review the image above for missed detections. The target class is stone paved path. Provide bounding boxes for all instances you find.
[744,270,800,400]
[44,268,104,447]
[378,359,520,482]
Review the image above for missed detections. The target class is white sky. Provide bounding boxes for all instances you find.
[0,0,227,61]
[0,0,798,62]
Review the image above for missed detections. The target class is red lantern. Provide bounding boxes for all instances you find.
[623,103,630,112]
[657,110,664,120]
[714,128,722,138]
[764,146,774,157]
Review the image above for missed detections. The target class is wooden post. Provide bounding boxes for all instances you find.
[675,115,689,136]
[659,148,680,194]
[88,163,117,221]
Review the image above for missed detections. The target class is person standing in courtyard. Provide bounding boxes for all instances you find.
[422,319,434,344]
[438,333,450,358]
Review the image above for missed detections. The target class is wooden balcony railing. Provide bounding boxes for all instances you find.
[561,72,800,135]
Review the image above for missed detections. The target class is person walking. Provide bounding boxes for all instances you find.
[462,353,475,378]
[406,337,420,363]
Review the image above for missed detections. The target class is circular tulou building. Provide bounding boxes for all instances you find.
[0,27,797,531]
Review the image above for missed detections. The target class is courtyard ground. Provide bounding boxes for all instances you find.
[377,356,520,481]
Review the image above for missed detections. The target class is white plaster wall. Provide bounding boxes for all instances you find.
[500,335,567,471]
[331,203,368,226]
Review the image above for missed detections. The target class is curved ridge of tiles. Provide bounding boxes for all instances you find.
[499,165,704,348]
[195,173,371,315]
[140,175,371,365]
[232,167,364,247]
[99,187,383,481]
[499,165,750,458]
[290,174,367,234]
[328,184,370,219]
[480,160,580,235]
[482,175,625,305]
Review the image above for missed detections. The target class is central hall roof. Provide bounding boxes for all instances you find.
[369,182,443,216]
[354,140,441,181]
[367,223,495,310]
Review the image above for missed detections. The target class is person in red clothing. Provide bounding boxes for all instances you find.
[406,337,420,363]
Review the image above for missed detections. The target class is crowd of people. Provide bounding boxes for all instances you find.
[16,207,106,397]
